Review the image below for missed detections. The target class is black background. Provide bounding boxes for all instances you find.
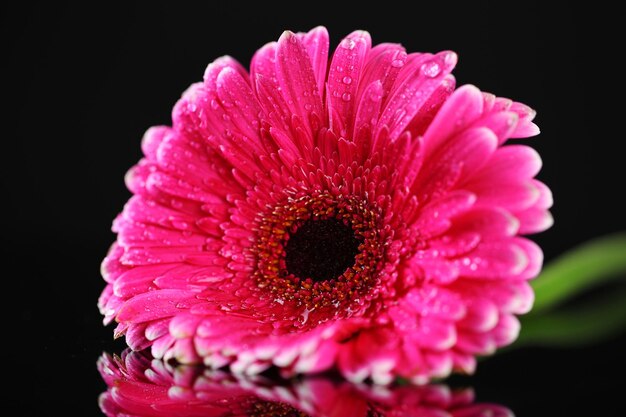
[3,2,625,416]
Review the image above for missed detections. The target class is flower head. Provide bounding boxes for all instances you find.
[98,349,513,417]
[100,27,552,383]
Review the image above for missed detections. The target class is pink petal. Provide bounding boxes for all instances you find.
[124,159,153,195]
[117,290,198,323]
[532,179,553,209]
[116,220,207,249]
[352,80,383,148]
[98,284,117,323]
[423,351,453,378]
[154,133,228,194]
[400,287,466,320]
[151,333,176,359]
[403,74,456,139]
[145,320,170,342]
[359,43,407,105]
[452,280,534,315]
[468,179,541,212]
[472,111,519,145]
[456,239,530,279]
[203,55,249,88]
[451,351,477,374]
[410,316,457,351]
[119,245,206,266]
[101,243,128,283]
[451,207,519,238]
[377,50,457,142]
[423,84,485,155]
[252,44,293,134]
[275,31,323,141]
[493,314,521,346]
[327,30,372,137]
[125,322,150,351]
[516,207,554,234]
[168,314,202,339]
[120,196,201,231]
[473,145,542,182]
[509,101,540,138]
[512,179,553,234]
[301,26,329,96]
[514,237,544,280]
[141,126,170,162]
[413,190,477,235]
[146,171,224,205]
[455,329,496,355]
[113,265,164,297]
[458,298,499,332]
[215,67,265,150]
[415,127,498,200]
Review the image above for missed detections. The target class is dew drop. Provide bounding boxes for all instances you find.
[340,38,356,50]
[341,92,352,102]
[368,89,383,102]
[304,103,312,111]
[421,60,441,78]
[210,99,219,110]
[342,76,352,85]
[391,59,405,68]
[171,199,183,209]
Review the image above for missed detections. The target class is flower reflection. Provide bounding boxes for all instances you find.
[98,349,512,417]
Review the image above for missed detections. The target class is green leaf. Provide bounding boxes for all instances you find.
[517,285,626,348]
[530,232,626,314]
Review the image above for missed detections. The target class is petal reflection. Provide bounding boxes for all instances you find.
[98,349,512,417]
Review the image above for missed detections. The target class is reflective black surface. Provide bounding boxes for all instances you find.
[4,2,625,416]
[98,349,512,416]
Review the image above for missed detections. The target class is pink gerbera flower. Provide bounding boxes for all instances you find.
[98,349,513,417]
[99,26,552,383]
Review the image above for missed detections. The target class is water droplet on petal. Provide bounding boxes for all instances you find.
[342,76,352,85]
[341,92,352,102]
[421,60,441,78]
[340,38,356,50]
[171,199,183,209]
[391,59,405,68]
[210,99,219,110]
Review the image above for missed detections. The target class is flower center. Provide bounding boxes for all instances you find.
[253,193,385,310]
[284,218,361,282]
